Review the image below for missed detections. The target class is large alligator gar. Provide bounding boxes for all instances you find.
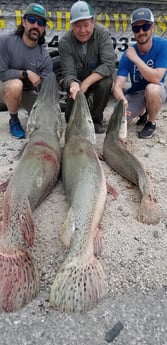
[50,91,107,312]
[0,73,62,312]
[103,100,161,225]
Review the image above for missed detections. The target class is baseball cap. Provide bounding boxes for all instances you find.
[131,8,154,25]
[70,1,94,24]
[24,3,48,21]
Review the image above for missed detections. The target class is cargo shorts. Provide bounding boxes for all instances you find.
[0,81,38,114]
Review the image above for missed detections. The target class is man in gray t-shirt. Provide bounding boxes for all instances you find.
[0,3,52,139]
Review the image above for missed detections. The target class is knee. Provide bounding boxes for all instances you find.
[96,77,113,92]
[145,83,162,98]
[5,79,23,98]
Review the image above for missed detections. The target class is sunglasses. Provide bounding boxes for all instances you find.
[132,23,152,33]
[26,15,46,27]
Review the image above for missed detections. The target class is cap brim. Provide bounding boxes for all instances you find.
[24,12,47,21]
[131,18,153,24]
[70,15,93,24]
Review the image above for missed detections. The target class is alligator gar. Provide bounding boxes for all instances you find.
[103,99,161,225]
[0,72,62,312]
[50,91,107,312]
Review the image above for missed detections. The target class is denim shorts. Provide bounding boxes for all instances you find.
[125,83,167,119]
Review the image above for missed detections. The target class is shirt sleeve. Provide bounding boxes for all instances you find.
[92,26,116,77]
[154,39,167,68]
[39,50,53,80]
[0,35,20,81]
[0,34,53,82]
[58,34,81,89]
[117,52,130,77]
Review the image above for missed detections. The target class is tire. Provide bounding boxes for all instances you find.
[0,102,7,112]
[51,56,67,112]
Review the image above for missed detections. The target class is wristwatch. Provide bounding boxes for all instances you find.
[22,70,28,79]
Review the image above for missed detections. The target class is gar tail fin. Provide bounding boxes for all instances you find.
[0,246,39,312]
[49,256,106,312]
[137,196,161,225]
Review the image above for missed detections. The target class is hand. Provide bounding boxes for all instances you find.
[26,70,41,87]
[121,99,132,121]
[69,82,80,100]
[123,98,128,109]
[126,47,139,63]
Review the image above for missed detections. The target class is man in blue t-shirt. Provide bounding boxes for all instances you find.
[113,7,167,139]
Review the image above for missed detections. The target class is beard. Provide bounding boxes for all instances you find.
[136,31,152,45]
[137,37,150,45]
[27,28,40,41]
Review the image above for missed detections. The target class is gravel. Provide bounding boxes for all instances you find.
[0,98,167,345]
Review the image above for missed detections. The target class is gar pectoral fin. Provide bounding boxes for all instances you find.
[61,207,75,248]
[19,198,34,246]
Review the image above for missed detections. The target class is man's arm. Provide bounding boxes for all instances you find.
[38,52,53,80]
[58,34,80,90]
[0,35,21,81]
[70,72,103,100]
[113,75,127,102]
[80,72,103,93]
[93,24,116,77]
[126,47,166,83]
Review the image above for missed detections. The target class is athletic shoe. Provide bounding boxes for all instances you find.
[9,119,25,139]
[138,121,156,139]
[136,111,148,126]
